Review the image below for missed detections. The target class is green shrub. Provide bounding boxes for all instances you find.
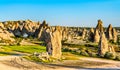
[104,52,115,59]
[62,47,71,52]
[86,50,97,57]
[80,50,89,56]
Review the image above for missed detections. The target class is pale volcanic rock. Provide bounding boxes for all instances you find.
[106,24,113,40]
[44,26,62,59]
[112,28,117,43]
[82,28,87,39]
[94,29,100,43]
[98,32,108,56]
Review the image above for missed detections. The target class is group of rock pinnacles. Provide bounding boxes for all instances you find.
[0,19,119,58]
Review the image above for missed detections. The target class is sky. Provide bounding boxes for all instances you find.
[0,0,120,27]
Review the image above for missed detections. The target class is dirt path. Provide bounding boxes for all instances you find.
[0,56,76,70]
[0,56,20,70]
[52,57,120,69]
[0,56,120,70]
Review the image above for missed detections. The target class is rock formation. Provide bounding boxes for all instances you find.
[106,24,117,43]
[89,28,94,41]
[94,29,100,43]
[106,24,113,40]
[112,28,117,43]
[34,20,48,40]
[0,23,15,44]
[98,32,108,56]
[62,27,68,41]
[96,19,104,33]
[98,32,116,57]
[108,45,115,54]
[82,28,87,39]
[94,19,104,43]
[44,26,62,59]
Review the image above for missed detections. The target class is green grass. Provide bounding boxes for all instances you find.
[62,52,80,60]
[0,45,46,55]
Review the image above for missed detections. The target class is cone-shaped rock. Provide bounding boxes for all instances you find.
[98,32,108,56]
[82,28,87,39]
[96,19,104,33]
[112,28,117,43]
[106,24,113,40]
[94,19,104,43]
[94,29,100,43]
[89,28,94,41]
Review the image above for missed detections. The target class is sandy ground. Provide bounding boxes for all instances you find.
[0,56,120,70]
[0,56,76,70]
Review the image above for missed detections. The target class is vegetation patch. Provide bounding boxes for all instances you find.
[0,45,46,55]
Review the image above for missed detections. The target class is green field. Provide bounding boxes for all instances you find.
[0,45,46,56]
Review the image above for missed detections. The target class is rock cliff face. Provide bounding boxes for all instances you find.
[44,26,62,59]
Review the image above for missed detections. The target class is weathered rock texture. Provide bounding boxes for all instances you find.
[106,24,117,43]
[96,19,104,33]
[0,22,15,43]
[44,26,62,59]
[94,29,100,43]
[3,20,40,37]
[34,20,48,40]
[94,19,104,43]
[112,28,117,43]
[88,28,94,41]
[106,24,113,40]
[62,27,68,41]
[98,32,116,56]
[82,28,87,39]
[98,32,108,56]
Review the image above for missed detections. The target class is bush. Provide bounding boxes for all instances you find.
[85,49,97,57]
[80,50,89,56]
[115,55,120,61]
[104,52,115,59]
[62,47,71,52]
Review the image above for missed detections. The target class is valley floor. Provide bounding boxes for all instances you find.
[0,55,120,70]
